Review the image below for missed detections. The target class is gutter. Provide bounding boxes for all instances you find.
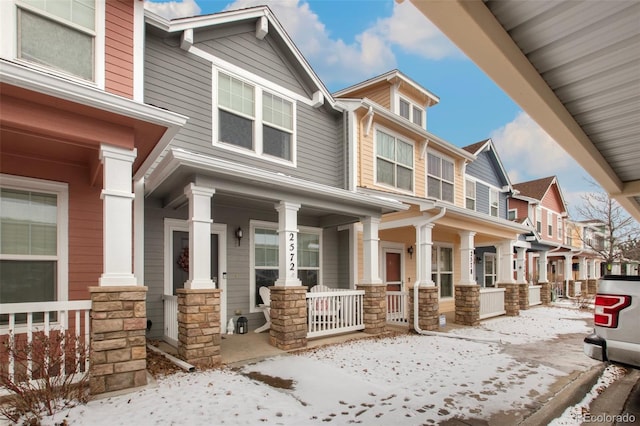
[147,343,196,372]
[412,207,503,344]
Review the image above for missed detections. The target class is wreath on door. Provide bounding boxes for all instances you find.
[177,247,189,272]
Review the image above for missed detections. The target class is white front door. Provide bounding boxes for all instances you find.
[484,253,497,287]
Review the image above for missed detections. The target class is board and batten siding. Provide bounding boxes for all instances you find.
[144,30,345,188]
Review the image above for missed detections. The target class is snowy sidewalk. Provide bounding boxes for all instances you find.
[42,305,605,425]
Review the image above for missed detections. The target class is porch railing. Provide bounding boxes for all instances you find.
[386,291,408,325]
[479,288,506,320]
[529,285,542,306]
[306,289,365,338]
[0,300,91,383]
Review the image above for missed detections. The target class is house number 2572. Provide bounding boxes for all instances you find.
[288,232,296,272]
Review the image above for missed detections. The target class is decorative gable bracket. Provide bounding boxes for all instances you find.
[256,16,268,40]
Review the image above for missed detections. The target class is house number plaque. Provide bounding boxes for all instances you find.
[287,232,296,278]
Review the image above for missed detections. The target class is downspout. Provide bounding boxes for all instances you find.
[413,207,502,344]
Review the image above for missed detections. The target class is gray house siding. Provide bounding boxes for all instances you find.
[466,150,508,188]
[144,27,345,189]
[476,183,490,215]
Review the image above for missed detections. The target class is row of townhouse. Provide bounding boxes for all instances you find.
[0,2,606,395]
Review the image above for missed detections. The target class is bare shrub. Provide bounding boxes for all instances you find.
[0,330,89,424]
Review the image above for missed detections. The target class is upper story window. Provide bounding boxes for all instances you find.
[427,152,454,203]
[536,206,542,233]
[398,97,424,127]
[376,129,413,192]
[217,71,295,163]
[490,188,499,217]
[465,179,475,210]
[0,175,68,322]
[547,211,553,236]
[15,0,97,81]
[508,209,517,220]
[557,216,563,239]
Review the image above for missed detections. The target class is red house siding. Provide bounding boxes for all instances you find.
[105,0,134,99]
[0,152,103,301]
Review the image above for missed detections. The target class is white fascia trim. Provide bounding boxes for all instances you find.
[145,7,336,110]
[146,148,408,213]
[434,201,532,233]
[0,59,188,128]
[357,188,436,212]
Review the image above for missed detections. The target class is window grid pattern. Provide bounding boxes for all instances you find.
[427,153,454,202]
[465,179,475,210]
[376,130,413,191]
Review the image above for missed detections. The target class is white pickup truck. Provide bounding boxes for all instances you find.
[584,275,640,368]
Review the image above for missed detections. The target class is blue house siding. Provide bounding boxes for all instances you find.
[466,150,508,188]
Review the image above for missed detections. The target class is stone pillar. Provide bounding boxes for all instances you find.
[408,285,439,331]
[498,283,520,316]
[269,286,307,350]
[519,283,530,310]
[89,286,148,395]
[568,280,576,297]
[99,145,137,286]
[455,285,480,326]
[540,281,552,305]
[177,288,221,367]
[588,278,598,295]
[356,284,387,334]
[538,282,551,306]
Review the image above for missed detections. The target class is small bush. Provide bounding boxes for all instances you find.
[0,330,89,424]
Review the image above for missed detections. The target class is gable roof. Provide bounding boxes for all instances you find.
[462,139,490,155]
[463,138,513,191]
[333,69,440,106]
[145,6,335,110]
[513,176,556,201]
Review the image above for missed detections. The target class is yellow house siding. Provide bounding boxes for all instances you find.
[368,85,391,109]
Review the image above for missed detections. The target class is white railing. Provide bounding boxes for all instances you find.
[479,288,506,320]
[163,295,178,347]
[529,285,542,306]
[306,289,364,338]
[386,291,408,325]
[1,300,91,383]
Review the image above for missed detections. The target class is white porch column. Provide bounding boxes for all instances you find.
[497,241,515,283]
[458,231,476,285]
[134,177,145,285]
[539,251,549,282]
[578,257,588,280]
[415,223,435,286]
[184,184,216,289]
[361,216,382,284]
[99,145,137,286]
[527,251,534,283]
[587,258,594,279]
[515,247,527,284]
[564,253,573,295]
[275,201,302,287]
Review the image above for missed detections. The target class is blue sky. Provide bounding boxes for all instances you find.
[144,0,595,215]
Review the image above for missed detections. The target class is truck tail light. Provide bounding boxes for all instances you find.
[594,294,631,328]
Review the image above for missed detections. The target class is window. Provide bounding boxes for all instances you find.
[397,97,423,127]
[427,152,454,202]
[399,99,410,120]
[376,130,413,191]
[557,217,563,240]
[548,211,553,236]
[508,209,517,220]
[536,207,542,233]
[412,106,423,126]
[490,188,499,217]
[217,71,295,162]
[16,0,96,81]
[484,253,497,287]
[252,223,321,307]
[432,246,453,298]
[465,179,476,210]
[0,175,68,321]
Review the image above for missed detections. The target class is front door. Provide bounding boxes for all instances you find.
[384,251,402,291]
[484,253,497,287]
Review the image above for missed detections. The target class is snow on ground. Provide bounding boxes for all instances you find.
[39,305,606,425]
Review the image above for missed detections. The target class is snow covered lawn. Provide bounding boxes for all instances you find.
[39,306,603,425]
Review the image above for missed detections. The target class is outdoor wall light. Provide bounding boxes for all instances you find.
[407,245,414,259]
[235,227,243,246]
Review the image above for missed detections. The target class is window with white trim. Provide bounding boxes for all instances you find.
[508,209,517,220]
[15,0,97,81]
[217,71,295,162]
[0,175,68,322]
[252,223,321,307]
[465,179,475,210]
[427,152,454,202]
[536,206,542,233]
[490,188,499,217]
[376,129,413,191]
[398,97,423,127]
[432,245,453,298]
[548,211,553,236]
[557,216,563,239]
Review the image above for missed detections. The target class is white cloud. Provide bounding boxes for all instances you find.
[144,0,201,20]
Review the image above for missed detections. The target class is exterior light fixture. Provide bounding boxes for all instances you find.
[407,245,414,259]
[235,227,243,246]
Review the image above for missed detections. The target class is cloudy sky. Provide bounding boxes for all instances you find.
[144,0,595,215]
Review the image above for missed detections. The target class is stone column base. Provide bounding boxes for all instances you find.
[539,282,551,305]
[580,281,588,296]
[497,283,520,316]
[455,285,480,326]
[89,286,148,395]
[408,285,439,331]
[518,283,530,310]
[567,280,576,297]
[269,286,307,350]
[356,283,387,335]
[177,288,221,368]
[587,279,597,295]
